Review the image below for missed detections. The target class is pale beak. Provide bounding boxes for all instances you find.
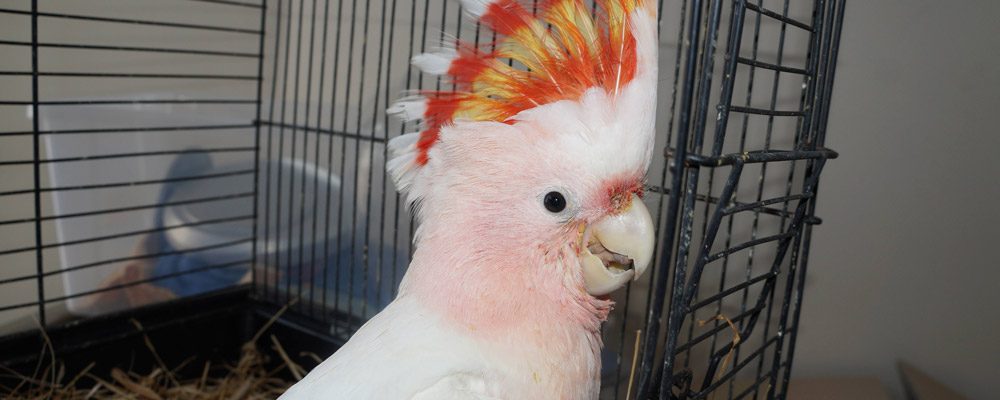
[580,194,655,296]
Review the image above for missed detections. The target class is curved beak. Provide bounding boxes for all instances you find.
[580,194,655,296]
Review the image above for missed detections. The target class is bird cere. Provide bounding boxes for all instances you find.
[281,0,659,396]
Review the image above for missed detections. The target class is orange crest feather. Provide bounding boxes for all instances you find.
[398,0,654,166]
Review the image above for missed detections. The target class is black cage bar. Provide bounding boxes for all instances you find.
[0,0,844,398]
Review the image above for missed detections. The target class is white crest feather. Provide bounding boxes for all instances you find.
[386,97,427,122]
[412,48,457,75]
[458,0,493,18]
[386,131,422,197]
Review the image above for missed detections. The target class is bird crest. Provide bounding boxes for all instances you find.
[388,0,658,165]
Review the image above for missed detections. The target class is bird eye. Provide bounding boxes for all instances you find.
[543,191,567,213]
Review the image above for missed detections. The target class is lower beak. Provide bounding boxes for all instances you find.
[580,194,655,296]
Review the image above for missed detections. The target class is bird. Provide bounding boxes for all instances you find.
[279,0,658,397]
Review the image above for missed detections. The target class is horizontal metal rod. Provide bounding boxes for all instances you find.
[38,259,253,306]
[0,71,258,80]
[646,183,821,223]
[0,192,253,226]
[730,367,775,399]
[644,184,668,195]
[736,57,809,75]
[0,8,262,35]
[3,230,250,286]
[0,146,254,166]
[727,105,805,117]
[0,40,260,58]
[0,99,257,106]
[257,120,387,143]
[687,273,775,313]
[722,193,811,216]
[692,336,781,397]
[678,148,840,167]
[744,3,813,32]
[0,300,38,314]
[0,242,254,286]
[0,214,252,256]
[49,238,253,281]
[0,169,254,197]
[706,232,796,263]
[673,304,765,353]
[0,123,255,137]
[184,0,264,9]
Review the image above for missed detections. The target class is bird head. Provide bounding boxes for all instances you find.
[388,0,658,306]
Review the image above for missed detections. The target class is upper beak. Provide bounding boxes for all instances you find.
[580,194,655,296]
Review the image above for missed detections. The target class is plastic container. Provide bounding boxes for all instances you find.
[40,99,252,315]
[41,98,394,318]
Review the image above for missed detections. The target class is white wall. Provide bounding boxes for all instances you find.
[792,1,1000,399]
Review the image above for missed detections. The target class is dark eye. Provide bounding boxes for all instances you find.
[543,191,567,213]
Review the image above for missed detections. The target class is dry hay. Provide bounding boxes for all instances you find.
[0,304,306,399]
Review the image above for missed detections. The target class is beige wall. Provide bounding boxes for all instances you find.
[792,1,1000,399]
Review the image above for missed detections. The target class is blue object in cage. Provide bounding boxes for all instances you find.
[148,151,398,315]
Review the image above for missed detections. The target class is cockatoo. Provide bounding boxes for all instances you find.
[280,0,658,397]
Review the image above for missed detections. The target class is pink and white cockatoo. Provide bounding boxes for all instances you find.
[280,0,658,396]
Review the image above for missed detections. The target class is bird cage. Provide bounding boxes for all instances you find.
[0,0,844,398]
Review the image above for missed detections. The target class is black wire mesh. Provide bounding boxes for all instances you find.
[0,1,262,327]
[0,0,844,398]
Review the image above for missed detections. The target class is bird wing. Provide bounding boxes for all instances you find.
[278,296,491,399]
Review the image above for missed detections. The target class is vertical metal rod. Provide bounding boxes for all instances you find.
[634,0,688,394]
[370,0,396,310]
[715,5,761,392]
[337,0,361,333]
[756,4,828,390]
[362,0,386,319]
[299,0,319,317]
[274,0,294,304]
[379,0,401,307]
[435,0,448,92]
[814,0,845,148]
[708,0,747,157]
[30,0,46,327]
[690,0,724,155]
[635,0,702,398]
[681,163,744,309]
[251,0,269,297]
[324,0,347,329]
[765,157,827,398]
[702,5,745,388]
[686,162,744,394]
[777,2,845,397]
[351,0,373,322]
[680,1,725,373]
[748,0,793,396]
[754,0,815,396]
[407,0,432,259]
[263,0,286,304]
[763,5,834,388]
[287,0,306,308]
[311,0,332,319]
[392,0,422,299]
[795,0,825,149]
